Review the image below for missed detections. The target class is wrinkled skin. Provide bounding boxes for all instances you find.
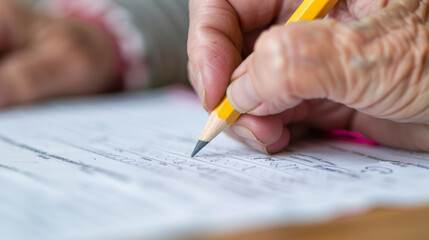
[0,1,116,107]
[188,0,429,153]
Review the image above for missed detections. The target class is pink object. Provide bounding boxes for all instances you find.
[325,129,379,146]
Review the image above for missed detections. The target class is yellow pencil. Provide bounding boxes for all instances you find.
[191,0,339,157]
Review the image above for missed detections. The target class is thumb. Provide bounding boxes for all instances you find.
[227,1,427,122]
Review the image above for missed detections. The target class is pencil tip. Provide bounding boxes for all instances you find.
[191,140,209,157]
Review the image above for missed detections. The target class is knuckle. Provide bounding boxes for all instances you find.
[252,26,290,98]
[382,24,429,121]
[255,26,287,69]
[333,23,368,104]
[254,23,339,103]
[339,2,429,122]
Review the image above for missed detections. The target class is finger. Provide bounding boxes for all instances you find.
[187,61,206,109]
[303,100,355,130]
[351,112,429,152]
[281,101,311,125]
[187,0,297,110]
[266,128,291,154]
[225,113,290,154]
[0,49,76,106]
[227,1,429,123]
[345,0,419,19]
[328,0,356,22]
[0,48,51,105]
[227,19,343,116]
[0,33,111,106]
[187,0,242,110]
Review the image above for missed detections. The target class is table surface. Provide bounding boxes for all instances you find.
[203,205,429,240]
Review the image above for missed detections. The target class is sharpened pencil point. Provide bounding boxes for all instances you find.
[191,141,209,157]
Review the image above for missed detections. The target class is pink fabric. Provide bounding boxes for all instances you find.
[325,129,379,146]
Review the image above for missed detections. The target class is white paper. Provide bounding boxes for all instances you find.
[1,87,429,240]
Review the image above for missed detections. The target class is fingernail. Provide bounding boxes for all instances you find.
[232,125,273,155]
[227,73,261,113]
[244,139,269,154]
[201,87,208,111]
[264,145,277,155]
[232,125,266,145]
[195,70,208,110]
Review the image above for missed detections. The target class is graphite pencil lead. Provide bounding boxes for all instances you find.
[191,140,209,157]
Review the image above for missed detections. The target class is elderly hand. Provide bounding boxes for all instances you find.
[0,1,116,107]
[188,0,429,153]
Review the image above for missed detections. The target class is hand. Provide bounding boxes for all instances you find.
[188,0,429,153]
[0,1,117,107]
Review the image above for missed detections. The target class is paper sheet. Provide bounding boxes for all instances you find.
[1,87,429,240]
